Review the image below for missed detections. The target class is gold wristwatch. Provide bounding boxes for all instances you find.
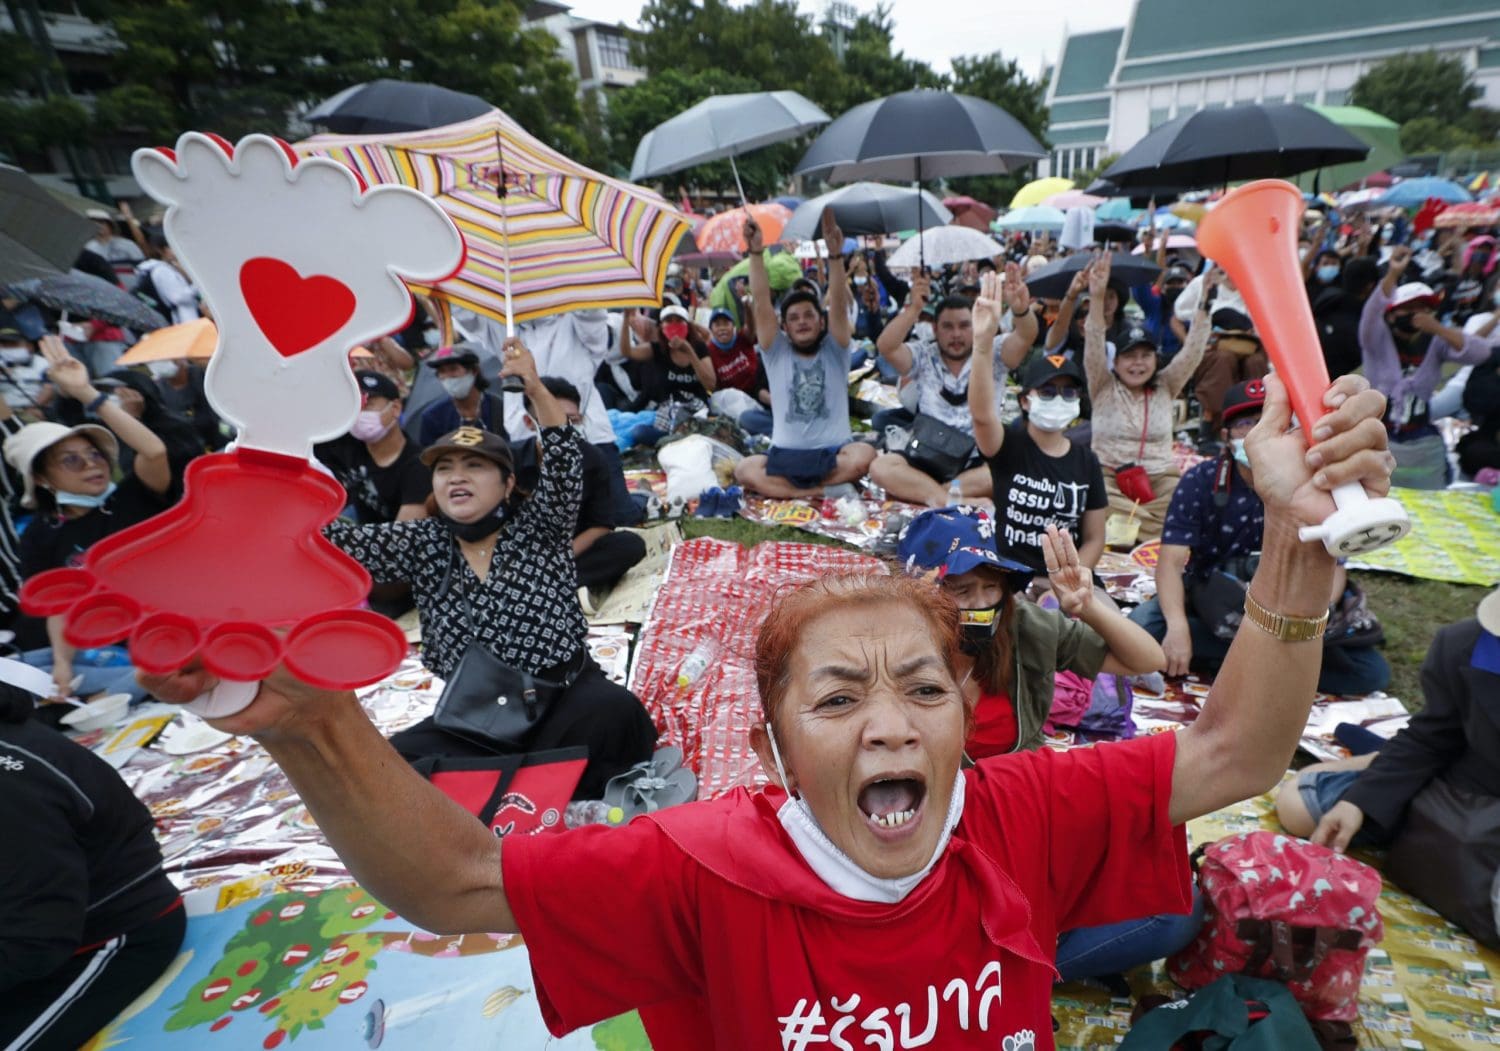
[1243,589,1328,642]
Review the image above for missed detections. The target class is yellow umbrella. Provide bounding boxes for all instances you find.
[116,319,218,364]
[117,319,373,366]
[1170,201,1208,223]
[1009,177,1074,210]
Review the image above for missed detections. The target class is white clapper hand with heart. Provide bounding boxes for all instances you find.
[132,134,464,460]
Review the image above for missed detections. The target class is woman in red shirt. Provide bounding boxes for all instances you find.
[140,373,1394,1051]
[896,506,1164,758]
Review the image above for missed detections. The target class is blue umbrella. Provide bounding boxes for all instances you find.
[994,205,1065,232]
[1377,177,1472,208]
[1096,197,1139,222]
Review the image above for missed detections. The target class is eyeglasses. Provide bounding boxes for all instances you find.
[564,413,584,426]
[51,448,109,472]
[1226,415,1259,435]
[1034,385,1081,401]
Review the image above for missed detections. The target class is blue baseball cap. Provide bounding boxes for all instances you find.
[708,307,735,325]
[896,507,1032,581]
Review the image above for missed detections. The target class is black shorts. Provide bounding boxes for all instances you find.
[765,445,842,489]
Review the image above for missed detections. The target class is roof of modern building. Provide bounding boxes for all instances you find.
[1051,27,1125,99]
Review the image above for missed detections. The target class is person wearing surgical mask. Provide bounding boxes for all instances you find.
[417,342,506,449]
[3,336,171,698]
[0,326,51,418]
[1128,379,1391,698]
[315,370,430,525]
[970,333,1110,576]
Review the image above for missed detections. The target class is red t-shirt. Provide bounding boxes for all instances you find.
[503,733,1191,1050]
[968,690,1019,758]
[707,333,760,395]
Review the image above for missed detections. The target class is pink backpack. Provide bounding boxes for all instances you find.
[1168,830,1384,1022]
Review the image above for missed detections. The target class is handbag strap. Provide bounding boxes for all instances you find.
[1137,388,1151,463]
[1236,919,1363,982]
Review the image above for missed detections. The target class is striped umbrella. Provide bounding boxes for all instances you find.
[299,110,692,328]
[694,203,793,255]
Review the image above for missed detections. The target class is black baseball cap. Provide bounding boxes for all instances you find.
[355,370,401,401]
[1118,326,1158,354]
[778,287,823,319]
[420,426,514,473]
[1221,379,1268,425]
[1020,353,1085,390]
[424,343,482,369]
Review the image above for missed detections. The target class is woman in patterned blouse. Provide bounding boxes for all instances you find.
[324,339,656,798]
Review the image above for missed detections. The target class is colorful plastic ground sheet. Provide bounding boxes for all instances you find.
[1348,487,1500,587]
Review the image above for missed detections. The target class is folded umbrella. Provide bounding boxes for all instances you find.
[0,165,97,286]
[781,183,952,242]
[886,226,1003,270]
[5,272,167,331]
[307,79,493,135]
[1101,102,1368,191]
[1024,252,1161,299]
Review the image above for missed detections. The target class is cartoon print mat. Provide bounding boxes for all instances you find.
[91,882,646,1050]
[1052,787,1500,1050]
[736,492,923,551]
[1347,487,1500,586]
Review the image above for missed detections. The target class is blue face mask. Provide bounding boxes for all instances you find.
[1316,265,1340,284]
[709,332,736,350]
[55,482,117,510]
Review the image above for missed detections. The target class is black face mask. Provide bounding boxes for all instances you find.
[438,501,509,543]
[957,604,1002,655]
[1390,315,1418,337]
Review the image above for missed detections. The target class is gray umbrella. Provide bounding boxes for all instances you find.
[307,79,493,135]
[631,91,831,203]
[0,165,96,286]
[794,90,1046,183]
[5,272,168,331]
[781,183,953,242]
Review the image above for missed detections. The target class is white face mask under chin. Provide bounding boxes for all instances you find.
[766,724,966,904]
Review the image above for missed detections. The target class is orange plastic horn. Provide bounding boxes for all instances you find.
[1196,180,1329,438]
[1197,179,1410,556]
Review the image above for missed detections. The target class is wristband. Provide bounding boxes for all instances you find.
[86,391,112,414]
[1243,588,1328,643]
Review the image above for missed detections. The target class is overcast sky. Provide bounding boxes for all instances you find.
[563,0,1129,81]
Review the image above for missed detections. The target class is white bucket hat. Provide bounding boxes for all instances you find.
[3,422,119,509]
[1480,586,1500,637]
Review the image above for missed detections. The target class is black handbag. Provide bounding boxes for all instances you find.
[903,414,976,479]
[429,549,577,751]
[1385,777,1500,950]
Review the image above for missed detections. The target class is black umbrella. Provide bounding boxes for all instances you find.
[1024,252,1161,300]
[1084,178,1181,207]
[781,182,953,241]
[0,165,96,286]
[5,272,168,331]
[1101,103,1368,192]
[307,79,493,135]
[795,90,1046,183]
[1092,222,1139,245]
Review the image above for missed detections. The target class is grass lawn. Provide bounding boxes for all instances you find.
[678,517,1481,714]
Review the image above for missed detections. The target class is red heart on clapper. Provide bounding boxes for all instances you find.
[239,257,357,358]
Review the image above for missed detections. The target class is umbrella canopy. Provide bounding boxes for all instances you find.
[1101,103,1368,191]
[1042,190,1105,210]
[300,109,692,326]
[1292,105,1403,194]
[790,237,859,260]
[630,91,830,186]
[1337,187,1386,210]
[4,272,167,331]
[307,79,492,135]
[942,195,998,232]
[994,205,1066,232]
[1377,177,1473,208]
[116,318,219,364]
[887,226,1003,269]
[1092,222,1139,245]
[1340,170,1394,191]
[1434,202,1500,229]
[1132,234,1197,254]
[672,229,739,266]
[1024,252,1162,299]
[1084,178,1182,207]
[695,203,792,255]
[794,89,1046,182]
[1095,197,1140,222]
[781,183,952,241]
[1010,177,1073,209]
[0,165,97,286]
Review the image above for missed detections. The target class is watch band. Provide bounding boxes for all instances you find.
[1243,589,1329,643]
[86,391,112,415]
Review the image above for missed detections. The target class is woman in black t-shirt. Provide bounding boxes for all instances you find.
[3,337,172,694]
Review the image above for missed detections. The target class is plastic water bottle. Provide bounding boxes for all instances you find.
[676,641,716,689]
[948,479,963,506]
[564,801,625,829]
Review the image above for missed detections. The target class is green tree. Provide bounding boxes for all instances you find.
[946,52,1051,206]
[822,4,945,112]
[73,0,585,152]
[1350,51,1498,156]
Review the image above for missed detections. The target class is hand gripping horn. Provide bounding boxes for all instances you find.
[1196,180,1410,556]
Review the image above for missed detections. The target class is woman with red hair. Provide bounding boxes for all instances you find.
[140,372,1395,1050]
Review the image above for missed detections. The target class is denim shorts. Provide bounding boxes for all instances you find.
[1296,769,1388,848]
